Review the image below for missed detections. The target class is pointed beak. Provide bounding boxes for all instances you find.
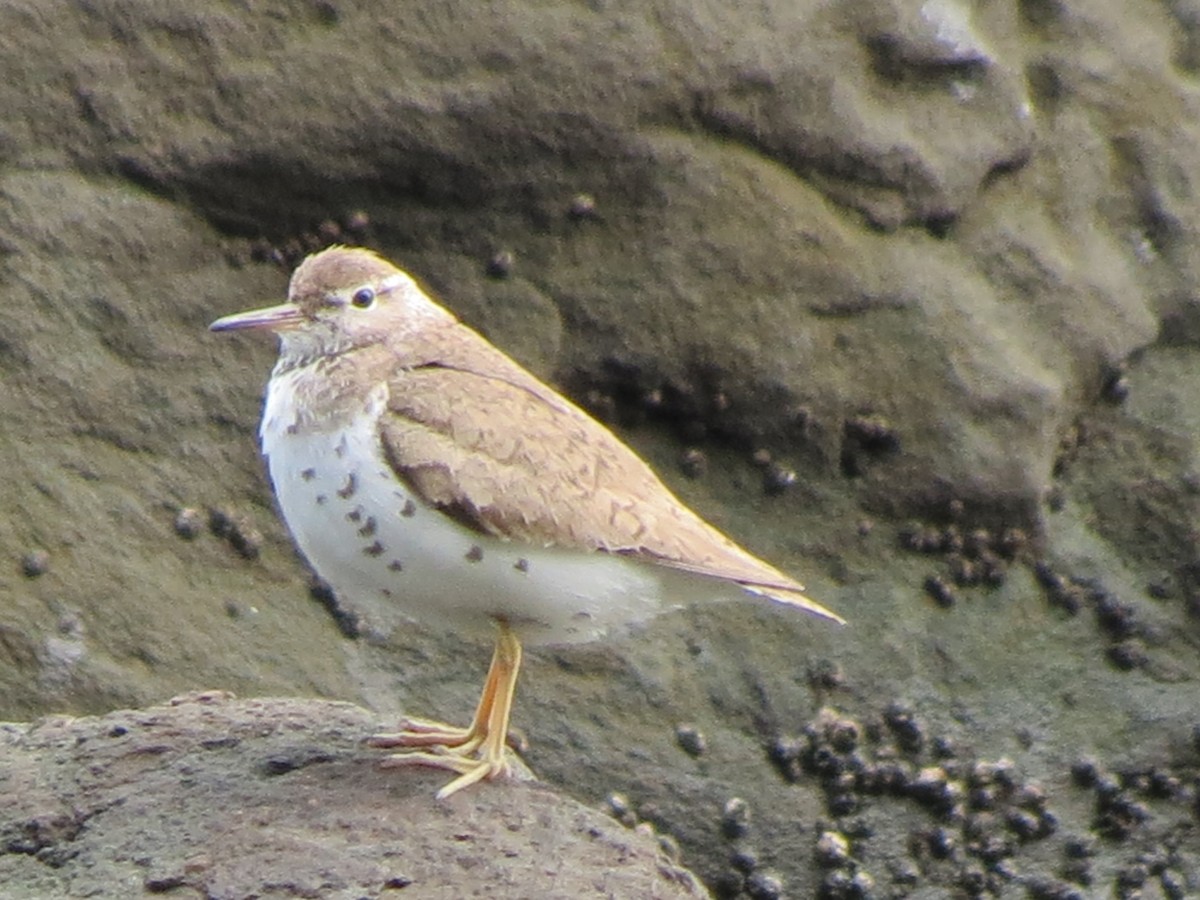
[209,302,306,334]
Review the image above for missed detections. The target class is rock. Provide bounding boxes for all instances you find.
[0,692,705,900]
[0,0,1187,525]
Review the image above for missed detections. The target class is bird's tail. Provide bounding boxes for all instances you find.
[742,584,846,625]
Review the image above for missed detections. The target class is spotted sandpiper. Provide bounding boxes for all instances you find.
[210,246,843,799]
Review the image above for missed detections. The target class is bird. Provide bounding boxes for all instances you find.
[210,245,844,800]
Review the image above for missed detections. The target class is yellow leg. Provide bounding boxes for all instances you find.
[368,635,505,753]
[367,622,524,800]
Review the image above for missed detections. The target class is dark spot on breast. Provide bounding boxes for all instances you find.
[401,499,417,518]
[363,541,385,557]
[465,545,484,563]
[514,558,530,573]
[380,588,393,599]
[300,468,316,481]
[346,507,362,523]
[337,473,357,499]
[286,424,299,436]
[316,494,328,505]
[358,516,377,537]
[334,435,349,458]
[388,559,404,572]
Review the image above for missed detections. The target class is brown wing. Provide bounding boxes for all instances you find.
[377,322,843,624]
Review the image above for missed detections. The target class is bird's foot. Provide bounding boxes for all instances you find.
[375,741,513,799]
[369,625,524,800]
[367,717,479,751]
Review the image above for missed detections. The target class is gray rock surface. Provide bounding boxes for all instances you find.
[1,0,1198,896]
[0,691,704,899]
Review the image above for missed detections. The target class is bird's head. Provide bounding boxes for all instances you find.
[210,246,452,364]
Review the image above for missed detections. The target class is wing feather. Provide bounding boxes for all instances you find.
[377,323,843,624]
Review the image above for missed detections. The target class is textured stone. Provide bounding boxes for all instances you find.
[0,692,705,899]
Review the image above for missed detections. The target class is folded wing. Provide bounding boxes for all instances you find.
[377,323,843,625]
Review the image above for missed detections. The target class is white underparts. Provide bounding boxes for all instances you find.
[259,369,720,645]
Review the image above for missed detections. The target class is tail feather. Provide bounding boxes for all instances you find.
[742,584,846,625]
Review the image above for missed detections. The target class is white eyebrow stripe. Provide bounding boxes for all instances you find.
[378,274,409,294]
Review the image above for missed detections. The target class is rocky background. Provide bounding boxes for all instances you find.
[1,1,1198,897]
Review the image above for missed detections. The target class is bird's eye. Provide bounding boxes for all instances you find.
[351,287,375,309]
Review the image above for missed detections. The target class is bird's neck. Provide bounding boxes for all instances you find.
[265,344,392,437]
[274,329,357,374]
